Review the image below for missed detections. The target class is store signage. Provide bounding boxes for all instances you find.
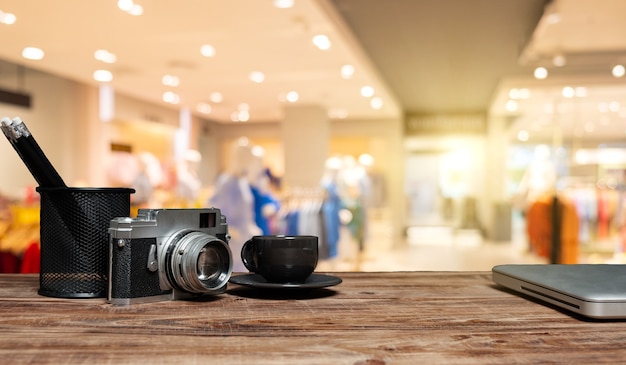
[405,113,486,135]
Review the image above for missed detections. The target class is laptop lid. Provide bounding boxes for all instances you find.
[492,264,626,319]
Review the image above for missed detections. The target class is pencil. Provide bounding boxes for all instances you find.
[1,117,67,187]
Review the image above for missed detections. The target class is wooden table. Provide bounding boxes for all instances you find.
[1,272,625,364]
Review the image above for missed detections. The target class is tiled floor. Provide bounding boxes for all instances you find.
[317,213,545,272]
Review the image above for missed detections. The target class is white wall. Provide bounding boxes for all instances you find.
[0,66,93,198]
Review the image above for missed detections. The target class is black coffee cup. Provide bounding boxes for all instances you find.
[241,235,318,283]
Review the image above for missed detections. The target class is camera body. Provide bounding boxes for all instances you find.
[108,208,233,305]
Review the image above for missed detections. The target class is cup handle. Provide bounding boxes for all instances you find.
[241,239,257,273]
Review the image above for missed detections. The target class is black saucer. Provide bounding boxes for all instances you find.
[229,273,342,290]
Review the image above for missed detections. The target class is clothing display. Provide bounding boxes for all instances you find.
[321,183,341,259]
[275,189,336,260]
[526,194,579,264]
[209,174,261,272]
[0,204,40,274]
[250,185,280,236]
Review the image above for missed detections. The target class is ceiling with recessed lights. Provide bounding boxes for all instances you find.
[0,0,400,123]
[0,0,625,144]
[332,0,626,143]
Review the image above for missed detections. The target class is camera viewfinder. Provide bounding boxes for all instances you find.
[199,212,216,228]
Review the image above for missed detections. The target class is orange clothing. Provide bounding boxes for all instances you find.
[526,195,579,264]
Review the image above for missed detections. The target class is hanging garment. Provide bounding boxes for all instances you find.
[20,242,40,273]
[527,195,579,264]
[322,182,342,259]
[250,185,279,235]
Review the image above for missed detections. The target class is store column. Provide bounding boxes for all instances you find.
[281,105,329,189]
[485,115,511,241]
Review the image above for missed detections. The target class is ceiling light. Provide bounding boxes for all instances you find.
[251,146,265,157]
[94,49,117,63]
[129,4,143,16]
[162,91,180,104]
[0,10,16,25]
[196,103,212,114]
[237,110,250,122]
[612,65,625,78]
[230,111,249,122]
[228,109,250,122]
[561,86,575,98]
[609,101,621,112]
[505,100,518,112]
[162,74,180,87]
[546,12,561,25]
[341,64,355,79]
[370,97,383,110]
[93,69,113,82]
[574,149,593,164]
[360,86,374,97]
[519,88,531,99]
[118,0,134,11]
[249,71,265,83]
[598,102,609,113]
[200,44,216,57]
[552,54,566,67]
[312,34,331,50]
[534,67,548,80]
[118,0,143,15]
[358,153,374,167]
[574,87,587,97]
[21,47,44,60]
[508,88,531,100]
[210,92,223,103]
[273,0,294,8]
[286,91,299,103]
[517,130,529,142]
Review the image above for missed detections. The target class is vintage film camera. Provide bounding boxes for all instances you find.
[108,208,233,305]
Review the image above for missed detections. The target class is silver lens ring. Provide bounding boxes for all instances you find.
[170,231,233,293]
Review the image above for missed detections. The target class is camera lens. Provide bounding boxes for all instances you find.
[198,246,222,281]
[168,231,232,293]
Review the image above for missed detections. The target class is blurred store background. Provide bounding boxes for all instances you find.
[1,0,625,273]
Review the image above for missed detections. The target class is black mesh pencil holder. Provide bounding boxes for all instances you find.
[36,187,134,298]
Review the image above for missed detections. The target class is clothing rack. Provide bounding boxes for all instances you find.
[277,187,339,260]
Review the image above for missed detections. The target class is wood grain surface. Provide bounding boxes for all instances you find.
[0,272,625,364]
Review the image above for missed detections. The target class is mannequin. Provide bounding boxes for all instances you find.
[320,156,343,259]
[132,153,156,207]
[338,155,371,253]
[208,138,261,272]
[176,150,202,207]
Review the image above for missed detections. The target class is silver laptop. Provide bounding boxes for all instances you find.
[492,264,626,319]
